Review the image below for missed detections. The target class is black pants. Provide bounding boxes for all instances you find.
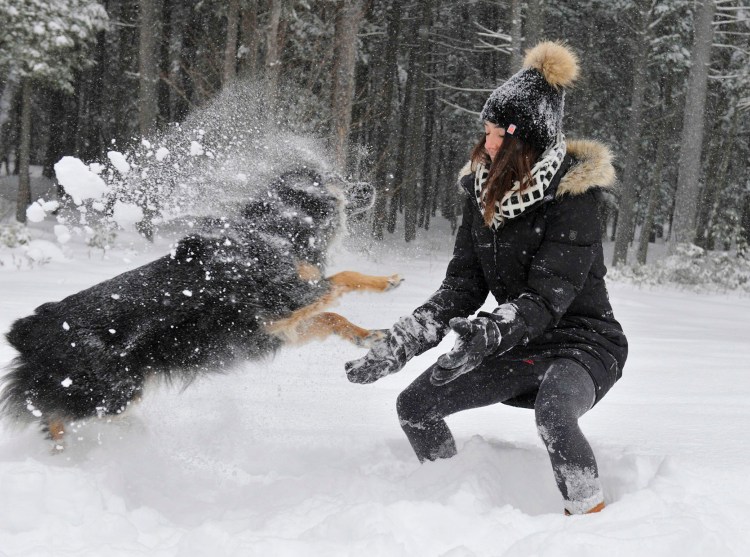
[397,357,603,512]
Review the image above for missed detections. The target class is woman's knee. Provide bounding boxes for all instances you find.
[396,383,430,426]
[534,360,595,442]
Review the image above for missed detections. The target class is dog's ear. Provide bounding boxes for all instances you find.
[174,234,208,261]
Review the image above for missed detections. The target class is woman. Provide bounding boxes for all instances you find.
[345,41,628,516]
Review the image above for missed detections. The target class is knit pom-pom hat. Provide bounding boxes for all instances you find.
[480,41,580,152]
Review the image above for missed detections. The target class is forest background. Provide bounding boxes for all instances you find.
[0,0,748,278]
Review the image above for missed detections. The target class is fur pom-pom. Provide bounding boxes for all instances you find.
[523,41,579,89]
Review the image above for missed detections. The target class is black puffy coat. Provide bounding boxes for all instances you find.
[413,139,628,405]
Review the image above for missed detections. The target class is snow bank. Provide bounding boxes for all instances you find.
[1,206,749,556]
[24,239,66,262]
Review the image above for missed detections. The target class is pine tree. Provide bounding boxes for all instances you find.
[0,0,108,223]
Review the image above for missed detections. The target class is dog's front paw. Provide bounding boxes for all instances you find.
[386,274,404,291]
[357,328,388,348]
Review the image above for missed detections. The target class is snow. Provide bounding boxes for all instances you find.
[54,224,71,244]
[111,201,144,231]
[107,151,131,175]
[190,141,204,157]
[23,239,66,262]
[24,202,46,223]
[53,156,109,204]
[1,229,749,555]
[156,147,170,162]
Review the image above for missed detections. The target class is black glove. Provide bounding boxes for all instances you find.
[431,316,502,386]
[345,315,424,384]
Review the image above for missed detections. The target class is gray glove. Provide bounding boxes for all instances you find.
[431,316,502,386]
[345,315,424,384]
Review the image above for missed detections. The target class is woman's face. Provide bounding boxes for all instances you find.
[484,122,505,162]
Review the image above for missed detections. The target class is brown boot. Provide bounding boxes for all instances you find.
[564,501,606,516]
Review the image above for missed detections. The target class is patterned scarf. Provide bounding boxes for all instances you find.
[475,134,567,229]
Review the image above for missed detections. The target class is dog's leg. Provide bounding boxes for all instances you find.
[265,271,401,344]
[44,418,66,452]
[293,312,387,347]
[327,271,403,295]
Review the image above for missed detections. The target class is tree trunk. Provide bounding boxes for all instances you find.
[330,0,364,170]
[386,189,400,234]
[612,5,650,266]
[695,107,738,250]
[16,78,32,224]
[636,78,672,264]
[0,67,19,155]
[139,0,163,136]
[419,85,436,231]
[371,0,402,240]
[669,0,715,250]
[739,191,750,258]
[402,1,431,242]
[509,0,524,69]
[391,17,415,236]
[43,89,67,180]
[636,127,665,265]
[524,0,544,47]
[265,0,283,96]
[239,1,259,76]
[223,0,240,84]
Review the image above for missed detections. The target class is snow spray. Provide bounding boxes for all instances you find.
[30,79,335,244]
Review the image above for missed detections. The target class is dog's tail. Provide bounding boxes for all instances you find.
[0,355,40,426]
[1,317,49,426]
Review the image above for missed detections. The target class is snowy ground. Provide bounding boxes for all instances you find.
[1,222,749,557]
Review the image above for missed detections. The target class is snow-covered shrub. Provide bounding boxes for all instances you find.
[0,0,109,94]
[610,243,750,293]
[0,222,31,248]
[85,226,117,255]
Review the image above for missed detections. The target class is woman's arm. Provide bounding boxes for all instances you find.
[409,192,490,353]
[345,191,490,384]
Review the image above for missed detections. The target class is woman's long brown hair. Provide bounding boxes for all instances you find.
[470,133,541,226]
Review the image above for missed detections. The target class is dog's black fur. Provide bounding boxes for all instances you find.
[0,168,374,432]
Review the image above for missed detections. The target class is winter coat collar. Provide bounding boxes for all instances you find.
[458,139,616,198]
[474,134,567,228]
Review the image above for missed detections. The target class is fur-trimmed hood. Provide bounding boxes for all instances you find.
[458,139,616,197]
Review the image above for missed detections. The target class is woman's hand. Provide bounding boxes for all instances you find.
[431,317,502,385]
[345,315,424,384]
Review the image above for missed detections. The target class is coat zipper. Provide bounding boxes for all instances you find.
[493,233,498,271]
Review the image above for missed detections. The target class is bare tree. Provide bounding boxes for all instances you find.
[371,0,403,240]
[239,0,259,76]
[509,0,524,69]
[524,0,545,46]
[223,0,241,84]
[15,78,32,222]
[0,68,19,147]
[331,0,364,170]
[637,79,673,265]
[669,0,716,250]
[613,0,651,266]
[402,0,432,242]
[139,0,163,136]
[265,0,284,95]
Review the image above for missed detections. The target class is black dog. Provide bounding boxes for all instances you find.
[1,168,400,447]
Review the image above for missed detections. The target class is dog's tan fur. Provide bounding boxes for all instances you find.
[264,267,400,345]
